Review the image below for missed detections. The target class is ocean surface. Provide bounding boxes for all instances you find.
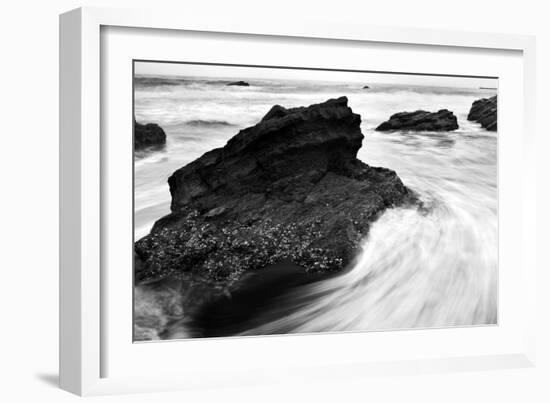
[134,75,497,338]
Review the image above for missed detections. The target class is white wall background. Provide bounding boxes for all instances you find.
[0,0,548,401]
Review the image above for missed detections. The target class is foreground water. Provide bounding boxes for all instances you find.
[134,76,497,338]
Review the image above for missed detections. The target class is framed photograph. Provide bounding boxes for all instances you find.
[60,7,537,396]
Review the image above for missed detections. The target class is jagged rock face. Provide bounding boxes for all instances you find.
[467,96,497,131]
[168,97,364,212]
[134,120,166,150]
[376,109,459,132]
[135,97,415,285]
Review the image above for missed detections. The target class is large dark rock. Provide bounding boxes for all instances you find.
[376,109,459,132]
[135,97,416,287]
[467,95,497,131]
[226,81,250,87]
[134,119,166,150]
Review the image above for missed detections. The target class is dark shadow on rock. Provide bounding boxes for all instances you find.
[172,260,335,338]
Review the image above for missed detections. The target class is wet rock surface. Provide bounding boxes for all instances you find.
[467,95,497,131]
[134,97,416,288]
[134,119,166,150]
[375,109,459,132]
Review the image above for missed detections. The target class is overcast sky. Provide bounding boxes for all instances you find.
[135,61,498,89]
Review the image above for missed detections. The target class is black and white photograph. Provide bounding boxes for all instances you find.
[133,61,498,341]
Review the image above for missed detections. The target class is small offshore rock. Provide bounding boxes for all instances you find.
[226,81,250,87]
[467,95,497,131]
[134,119,166,149]
[376,109,459,132]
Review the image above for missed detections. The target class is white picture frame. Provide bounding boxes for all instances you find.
[59,6,537,396]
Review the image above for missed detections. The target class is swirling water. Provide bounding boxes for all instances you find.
[134,76,497,338]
